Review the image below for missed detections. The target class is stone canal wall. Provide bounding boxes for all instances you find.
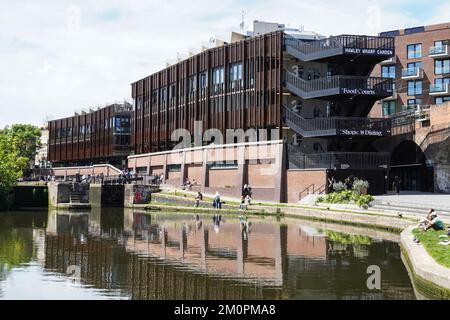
[124,184,160,208]
[12,185,48,209]
[48,182,90,208]
[90,184,124,208]
[400,226,450,299]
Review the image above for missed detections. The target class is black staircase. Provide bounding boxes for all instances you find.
[283,70,394,100]
[284,107,391,138]
[284,33,394,62]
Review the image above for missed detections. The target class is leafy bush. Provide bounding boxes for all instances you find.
[356,194,374,208]
[316,190,374,208]
[352,179,369,195]
[332,181,347,193]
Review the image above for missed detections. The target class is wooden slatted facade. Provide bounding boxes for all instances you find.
[132,31,284,154]
[48,103,133,167]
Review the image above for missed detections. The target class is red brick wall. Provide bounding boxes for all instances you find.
[287,170,327,203]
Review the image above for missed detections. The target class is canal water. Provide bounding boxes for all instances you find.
[0,209,417,300]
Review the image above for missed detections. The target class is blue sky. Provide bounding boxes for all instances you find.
[0,0,449,128]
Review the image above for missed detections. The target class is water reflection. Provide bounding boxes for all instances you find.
[0,209,416,300]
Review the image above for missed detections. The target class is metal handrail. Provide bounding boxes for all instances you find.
[289,151,390,170]
[284,69,393,93]
[284,34,394,55]
[284,107,391,134]
[298,183,326,200]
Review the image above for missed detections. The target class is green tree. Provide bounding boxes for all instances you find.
[0,124,41,209]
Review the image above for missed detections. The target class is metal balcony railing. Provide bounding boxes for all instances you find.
[284,69,393,99]
[284,34,394,56]
[284,107,391,137]
[429,45,448,56]
[430,83,450,94]
[401,67,422,78]
[389,105,430,127]
[289,151,390,170]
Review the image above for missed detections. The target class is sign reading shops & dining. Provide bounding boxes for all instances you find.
[343,47,394,56]
[338,128,384,136]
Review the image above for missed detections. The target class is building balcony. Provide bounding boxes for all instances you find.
[288,150,390,170]
[284,107,391,138]
[401,67,423,79]
[284,34,394,62]
[284,70,394,100]
[380,56,397,65]
[430,83,450,96]
[383,90,397,100]
[429,45,449,58]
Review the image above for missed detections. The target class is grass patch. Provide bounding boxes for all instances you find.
[413,228,450,269]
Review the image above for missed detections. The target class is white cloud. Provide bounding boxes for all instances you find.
[0,0,447,128]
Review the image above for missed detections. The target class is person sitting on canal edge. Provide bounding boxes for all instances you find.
[422,211,445,231]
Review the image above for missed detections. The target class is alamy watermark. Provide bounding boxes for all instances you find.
[366,265,381,290]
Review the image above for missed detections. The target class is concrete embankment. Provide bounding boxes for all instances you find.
[146,191,414,232]
[400,226,450,299]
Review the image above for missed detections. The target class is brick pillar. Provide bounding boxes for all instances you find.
[201,148,209,192]
[273,142,286,203]
[180,151,187,185]
[147,155,152,175]
[236,145,246,197]
[162,154,168,184]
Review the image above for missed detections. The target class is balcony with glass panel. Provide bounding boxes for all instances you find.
[380,56,397,65]
[401,67,423,79]
[429,45,449,58]
[430,83,450,96]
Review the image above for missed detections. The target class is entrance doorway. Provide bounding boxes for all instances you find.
[389,140,433,192]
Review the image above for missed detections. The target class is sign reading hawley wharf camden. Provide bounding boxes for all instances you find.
[343,47,394,56]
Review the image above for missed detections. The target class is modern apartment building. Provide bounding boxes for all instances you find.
[47,102,133,168]
[371,23,450,117]
[369,23,450,192]
[131,21,395,196]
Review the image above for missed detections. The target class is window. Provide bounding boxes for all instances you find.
[434,77,450,91]
[160,87,167,103]
[435,59,450,75]
[407,80,422,96]
[167,164,181,172]
[188,76,196,94]
[407,43,422,59]
[229,62,243,89]
[381,65,395,78]
[200,72,208,90]
[382,101,396,116]
[407,98,422,106]
[114,116,131,134]
[151,90,158,105]
[135,166,148,174]
[212,67,224,94]
[407,61,422,71]
[436,96,450,105]
[208,160,238,169]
